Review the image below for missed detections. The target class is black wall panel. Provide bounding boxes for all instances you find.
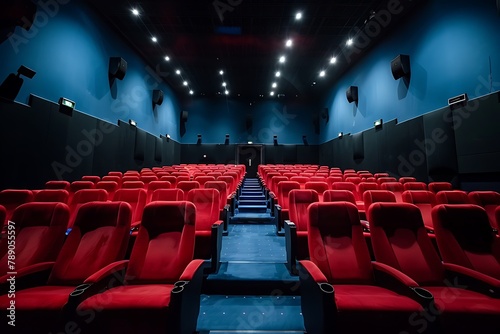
[318,140,334,167]
[116,120,137,172]
[143,132,156,167]
[92,120,120,177]
[154,136,163,162]
[296,145,319,164]
[423,108,459,185]
[134,128,146,161]
[352,132,364,160]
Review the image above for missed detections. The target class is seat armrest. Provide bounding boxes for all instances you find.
[179,259,205,281]
[274,204,282,234]
[0,262,54,292]
[65,260,129,312]
[221,204,230,235]
[284,220,298,275]
[298,260,336,334]
[372,261,434,307]
[443,262,500,298]
[210,220,224,274]
[360,219,370,231]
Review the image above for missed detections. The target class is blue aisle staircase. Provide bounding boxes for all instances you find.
[197,177,305,333]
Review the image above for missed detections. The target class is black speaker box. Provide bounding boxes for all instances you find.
[153,89,164,105]
[346,86,358,103]
[109,57,127,80]
[391,54,410,80]
[181,110,188,123]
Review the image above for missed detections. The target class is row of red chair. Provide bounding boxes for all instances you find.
[299,201,500,333]
[0,200,205,333]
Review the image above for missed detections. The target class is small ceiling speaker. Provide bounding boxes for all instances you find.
[153,89,164,105]
[346,86,358,103]
[109,57,127,80]
[391,54,411,80]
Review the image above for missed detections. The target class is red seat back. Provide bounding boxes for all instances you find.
[151,189,184,202]
[33,189,69,203]
[402,190,437,230]
[277,181,301,210]
[436,190,470,204]
[289,189,319,231]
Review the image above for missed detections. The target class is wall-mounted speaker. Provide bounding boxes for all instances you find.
[346,86,358,103]
[181,110,188,123]
[391,54,411,80]
[109,57,127,80]
[153,89,164,105]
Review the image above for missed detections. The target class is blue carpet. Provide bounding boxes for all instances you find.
[222,224,285,262]
[197,295,304,332]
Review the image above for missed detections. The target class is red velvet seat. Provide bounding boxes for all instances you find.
[468,191,500,230]
[433,204,500,280]
[81,175,100,184]
[285,189,319,273]
[107,171,123,178]
[113,188,147,230]
[69,181,95,204]
[95,180,119,200]
[101,175,122,188]
[380,181,404,202]
[402,190,437,232]
[377,176,397,185]
[290,176,309,189]
[177,181,201,199]
[363,190,396,210]
[0,189,34,227]
[331,182,362,208]
[204,181,231,235]
[403,181,428,191]
[45,180,70,191]
[399,177,417,184]
[428,181,452,194]
[0,202,132,333]
[186,189,224,273]
[299,202,428,334]
[0,202,69,280]
[194,175,216,188]
[140,174,158,186]
[146,181,172,203]
[33,189,69,203]
[368,202,500,334]
[436,190,470,204]
[273,181,301,235]
[151,188,184,202]
[74,201,204,334]
[304,182,328,201]
[68,189,109,229]
[159,175,177,187]
[121,180,145,189]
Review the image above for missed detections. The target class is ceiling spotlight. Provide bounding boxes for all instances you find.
[295,11,303,20]
[131,8,139,16]
[164,56,170,61]
[225,90,229,95]
[183,81,188,86]
[176,69,181,75]
[330,56,337,64]
[189,90,194,95]
[286,39,293,47]
[222,82,227,87]
[346,38,353,46]
[151,36,157,43]
[272,82,277,88]
[319,70,326,77]
[270,91,275,96]
[219,70,224,75]
[275,71,281,77]
[279,56,286,63]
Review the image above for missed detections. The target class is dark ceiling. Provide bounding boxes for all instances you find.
[87,0,421,100]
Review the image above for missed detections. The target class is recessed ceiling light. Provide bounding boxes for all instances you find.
[219,70,224,75]
[165,56,170,61]
[176,69,181,75]
[286,39,292,47]
[131,8,139,16]
[319,70,326,77]
[270,91,275,96]
[279,55,286,63]
[272,82,277,88]
[295,12,302,20]
[222,82,227,87]
[151,36,157,43]
[275,71,281,77]
[183,81,188,86]
[225,90,229,95]
[330,56,337,64]
[189,90,194,95]
[346,38,353,46]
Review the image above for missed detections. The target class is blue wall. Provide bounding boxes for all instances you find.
[320,0,500,143]
[182,97,320,144]
[0,0,181,141]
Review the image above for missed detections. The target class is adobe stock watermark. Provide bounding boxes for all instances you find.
[341,0,404,64]
[398,75,500,176]
[213,0,243,22]
[50,63,169,180]
[8,0,71,54]
[6,220,17,328]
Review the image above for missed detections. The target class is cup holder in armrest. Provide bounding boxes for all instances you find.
[412,287,433,300]
[70,283,92,297]
[318,282,334,294]
[172,280,188,294]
